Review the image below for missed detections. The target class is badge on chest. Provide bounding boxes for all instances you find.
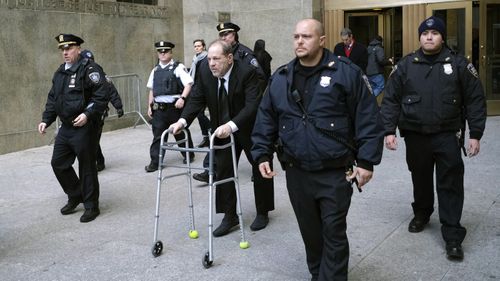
[69,74,77,88]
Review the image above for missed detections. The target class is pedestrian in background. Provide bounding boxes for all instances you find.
[253,39,272,81]
[189,39,211,148]
[381,16,487,261]
[252,19,383,280]
[366,35,393,97]
[38,34,108,223]
[334,27,368,72]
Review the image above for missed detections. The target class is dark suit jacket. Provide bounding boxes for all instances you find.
[333,41,368,73]
[182,59,260,143]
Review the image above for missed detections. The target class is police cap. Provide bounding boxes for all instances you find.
[155,41,175,53]
[216,22,240,35]
[80,49,94,60]
[55,33,84,49]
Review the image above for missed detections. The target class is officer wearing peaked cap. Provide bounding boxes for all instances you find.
[381,16,487,261]
[145,40,195,172]
[215,22,267,91]
[155,40,175,51]
[38,34,109,223]
[56,33,85,49]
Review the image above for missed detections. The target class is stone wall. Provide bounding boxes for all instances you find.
[0,0,184,154]
[182,0,317,73]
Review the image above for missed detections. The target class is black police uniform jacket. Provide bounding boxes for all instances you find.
[251,48,384,172]
[381,47,486,140]
[42,57,108,127]
[233,42,267,91]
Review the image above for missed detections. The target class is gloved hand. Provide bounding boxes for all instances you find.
[117,108,124,118]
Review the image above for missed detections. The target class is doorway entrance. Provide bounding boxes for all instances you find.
[481,0,500,114]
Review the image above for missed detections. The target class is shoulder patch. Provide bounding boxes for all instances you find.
[362,74,373,95]
[388,64,398,78]
[250,58,260,67]
[467,63,479,79]
[89,72,101,84]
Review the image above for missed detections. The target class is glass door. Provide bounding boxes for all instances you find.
[427,1,472,59]
[481,1,500,114]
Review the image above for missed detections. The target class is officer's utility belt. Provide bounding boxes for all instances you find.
[151,102,176,111]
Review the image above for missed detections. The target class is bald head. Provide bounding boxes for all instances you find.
[294,18,326,66]
[296,19,325,37]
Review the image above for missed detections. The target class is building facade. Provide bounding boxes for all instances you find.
[324,0,500,115]
[1,0,497,154]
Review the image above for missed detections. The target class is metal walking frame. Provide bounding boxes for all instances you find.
[150,128,249,268]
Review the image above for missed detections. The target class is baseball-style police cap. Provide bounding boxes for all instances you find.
[55,33,84,49]
[155,41,175,53]
[418,16,446,40]
[80,49,94,60]
[216,22,240,35]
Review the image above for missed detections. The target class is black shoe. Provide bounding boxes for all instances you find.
[197,137,210,148]
[80,208,100,223]
[250,213,269,231]
[60,200,80,215]
[96,162,105,172]
[145,163,158,173]
[408,217,429,233]
[193,171,209,183]
[213,215,239,237]
[446,242,464,261]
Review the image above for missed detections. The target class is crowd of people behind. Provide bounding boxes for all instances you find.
[38,16,486,281]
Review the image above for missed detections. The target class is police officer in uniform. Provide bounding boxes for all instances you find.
[251,19,384,280]
[381,16,487,260]
[145,41,195,172]
[216,22,267,90]
[80,49,124,172]
[38,34,108,223]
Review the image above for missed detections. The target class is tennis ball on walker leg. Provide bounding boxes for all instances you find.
[239,241,250,249]
[189,230,199,239]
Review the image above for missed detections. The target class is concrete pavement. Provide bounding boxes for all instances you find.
[1,117,499,281]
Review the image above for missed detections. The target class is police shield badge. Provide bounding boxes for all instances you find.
[443,63,453,75]
[89,72,101,84]
[320,76,331,87]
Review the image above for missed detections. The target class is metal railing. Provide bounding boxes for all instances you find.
[108,73,150,129]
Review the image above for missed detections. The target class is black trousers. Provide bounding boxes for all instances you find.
[96,116,105,165]
[214,137,274,216]
[149,105,194,166]
[286,165,353,281]
[196,109,211,136]
[404,131,466,244]
[51,122,100,209]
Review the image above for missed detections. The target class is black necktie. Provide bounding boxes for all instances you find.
[218,78,230,124]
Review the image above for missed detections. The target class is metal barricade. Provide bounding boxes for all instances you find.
[108,73,150,128]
